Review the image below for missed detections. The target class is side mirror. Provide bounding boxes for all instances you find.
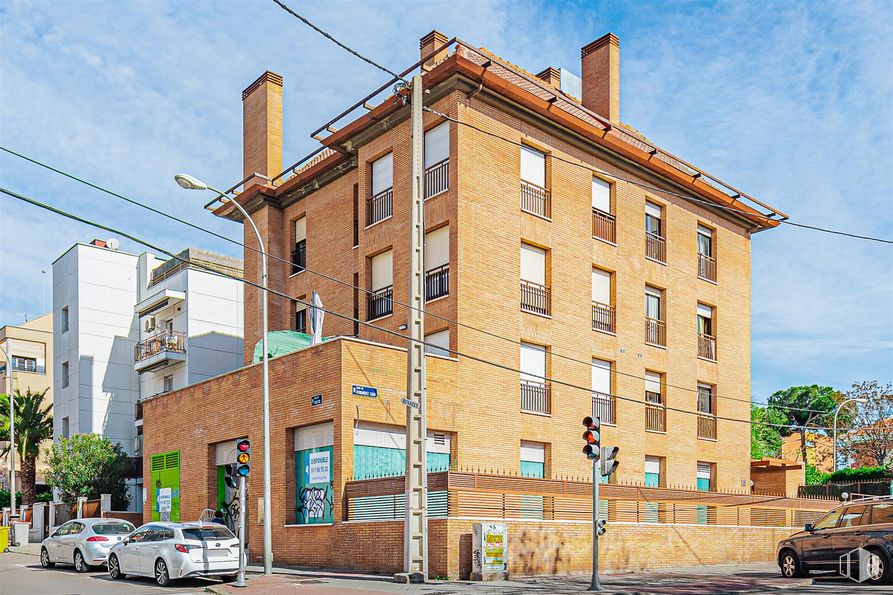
[122,538,130,545]
[804,523,814,532]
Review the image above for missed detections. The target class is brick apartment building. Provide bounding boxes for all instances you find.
[142,31,792,572]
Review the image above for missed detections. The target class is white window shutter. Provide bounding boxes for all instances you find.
[591,358,611,394]
[424,122,449,168]
[520,146,546,187]
[520,342,546,382]
[371,250,393,290]
[425,225,449,270]
[295,217,306,243]
[592,177,611,213]
[371,153,393,195]
[520,244,546,285]
[591,269,611,304]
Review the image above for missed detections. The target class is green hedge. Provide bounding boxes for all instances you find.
[826,466,891,483]
[0,490,53,508]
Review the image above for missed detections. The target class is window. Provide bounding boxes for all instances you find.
[352,422,451,481]
[520,146,549,217]
[645,371,662,404]
[61,306,69,332]
[163,374,174,393]
[352,183,359,247]
[697,225,713,257]
[591,268,614,333]
[838,506,868,528]
[12,356,37,372]
[868,503,893,525]
[813,509,843,530]
[591,177,615,242]
[424,329,450,357]
[61,361,69,387]
[520,243,550,315]
[591,358,614,424]
[645,456,662,487]
[696,462,713,491]
[697,303,716,360]
[697,225,716,281]
[520,342,549,414]
[368,250,393,320]
[645,201,665,262]
[424,122,450,198]
[292,216,306,274]
[645,286,665,346]
[294,422,335,524]
[697,384,715,415]
[520,441,545,478]
[368,153,394,225]
[425,225,449,300]
[645,371,665,432]
[295,302,308,334]
[61,416,69,438]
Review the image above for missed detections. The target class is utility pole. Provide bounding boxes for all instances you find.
[400,72,428,583]
[590,458,602,592]
[235,474,247,588]
[0,343,16,520]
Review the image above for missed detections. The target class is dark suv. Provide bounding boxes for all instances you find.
[777,497,893,585]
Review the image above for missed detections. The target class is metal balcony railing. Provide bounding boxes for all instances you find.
[592,302,615,334]
[646,231,666,263]
[291,241,306,274]
[698,333,717,360]
[592,392,616,425]
[520,380,551,415]
[367,285,393,320]
[134,331,186,363]
[521,280,551,316]
[592,208,616,243]
[645,317,666,346]
[645,403,666,432]
[367,187,393,226]
[425,264,449,301]
[520,180,550,218]
[424,158,449,199]
[698,414,717,440]
[698,253,716,282]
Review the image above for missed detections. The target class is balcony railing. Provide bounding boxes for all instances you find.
[646,232,666,263]
[425,264,449,301]
[645,403,666,432]
[592,302,615,334]
[698,253,716,282]
[520,280,551,316]
[367,187,393,226]
[645,317,666,346]
[135,330,186,363]
[367,285,393,320]
[520,180,550,218]
[291,241,306,275]
[698,333,717,360]
[424,158,449,199]
[592,208,616,243]
[698,414,717,440]
[521,380,551,415]
[592,393,616,425]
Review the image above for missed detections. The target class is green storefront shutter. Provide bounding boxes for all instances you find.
[150,450,180,522]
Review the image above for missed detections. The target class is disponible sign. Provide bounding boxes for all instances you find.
[351,385,377,398]
[308,451,331,484]
[472,522,508,578]
[157,487,172,513]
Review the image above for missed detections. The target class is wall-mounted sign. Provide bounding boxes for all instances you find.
[157,487,172,513]
[311,394,323,406]
[401,397,419,410]
[472,522,508,578]
[352,385,377,398]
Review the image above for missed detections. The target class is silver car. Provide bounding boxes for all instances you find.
[40,518,136,572]
[107,521,239,586]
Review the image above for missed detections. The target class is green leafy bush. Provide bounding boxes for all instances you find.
[46,433,132,510]
[826,466,891,483]
[805,465,830,485]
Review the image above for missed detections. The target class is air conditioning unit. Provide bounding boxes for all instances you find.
[144,316,157,333]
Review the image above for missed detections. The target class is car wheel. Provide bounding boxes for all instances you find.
[221,574,238,583]
[40,547,55,568]
[108,554,125,580]
[866,549,892,585]
[779,549,806,578]
[154,558,171,587]
[73,549,91,573]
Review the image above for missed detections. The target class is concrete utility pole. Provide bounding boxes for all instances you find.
[400,73,428,582]
[590,460,602,591]
[0,343,16,519]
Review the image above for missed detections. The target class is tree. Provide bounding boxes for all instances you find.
[46,434,131,510]
[839,381,893,469]
[751,404,787,459]
[0,389,53,506]
[768,385,840,463]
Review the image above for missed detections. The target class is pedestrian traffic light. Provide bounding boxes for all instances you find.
[236,439,250,477]
[582,416,600,460]
[223,464,237,489]
[600,446,620,477]
[596,518,607,536]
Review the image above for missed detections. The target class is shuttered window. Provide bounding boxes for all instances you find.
[520,342,546,383]
[592,268,611,304]
[591,359,611,395]
[371,250,393,291]
[424,122,449,168]
[645,371,662,402]
[424,329,449,357]
[425,225,449,271]
[520,146,546,187]
[371,153,393,195]
[520,244,546,285]
[592,177,611,213]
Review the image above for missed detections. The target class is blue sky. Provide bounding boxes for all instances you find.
[1,0,891,400]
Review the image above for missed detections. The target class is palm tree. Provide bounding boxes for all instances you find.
[0,388,53,505]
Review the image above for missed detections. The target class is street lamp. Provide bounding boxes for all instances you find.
[833,397,868,473]
[175,173,273,575]
[0,343,16,519]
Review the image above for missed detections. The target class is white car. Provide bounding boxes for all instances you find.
[107,521,239,586]
[40,518,136,572]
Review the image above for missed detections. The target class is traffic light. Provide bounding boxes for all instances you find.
[223,464,237,489]
[596,518,607,536]
[236,439,251,477]
[600,445,620,477]
[582,416,600,460]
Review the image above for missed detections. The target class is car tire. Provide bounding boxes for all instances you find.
[73,549,92,573]
[108,554,125,580]
[221,574,238,583]
[154,558,171,587]
[40,547,55,568]
[779,549,806,579]
[865,548,892,586]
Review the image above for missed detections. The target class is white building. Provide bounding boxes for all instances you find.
[53,240,244,510]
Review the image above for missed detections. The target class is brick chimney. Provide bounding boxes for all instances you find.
[536,67,561,88]
[420,30,448,71]
[580,33,620,122]
[242,71,283,186]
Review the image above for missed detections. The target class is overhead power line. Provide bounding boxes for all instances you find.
[0,146,836,416]
[0,184,864,433]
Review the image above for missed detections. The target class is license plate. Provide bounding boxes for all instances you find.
[206,549,229,558]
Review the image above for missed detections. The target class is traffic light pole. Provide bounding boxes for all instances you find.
[590,459,603,592]
[235,474,247,588]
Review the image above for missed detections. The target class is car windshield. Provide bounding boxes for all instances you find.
[92,522,135,535]
[182,526,236,541]
[813,509,843,530]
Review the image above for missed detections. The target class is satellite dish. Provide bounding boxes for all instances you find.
[106,238,120,250]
